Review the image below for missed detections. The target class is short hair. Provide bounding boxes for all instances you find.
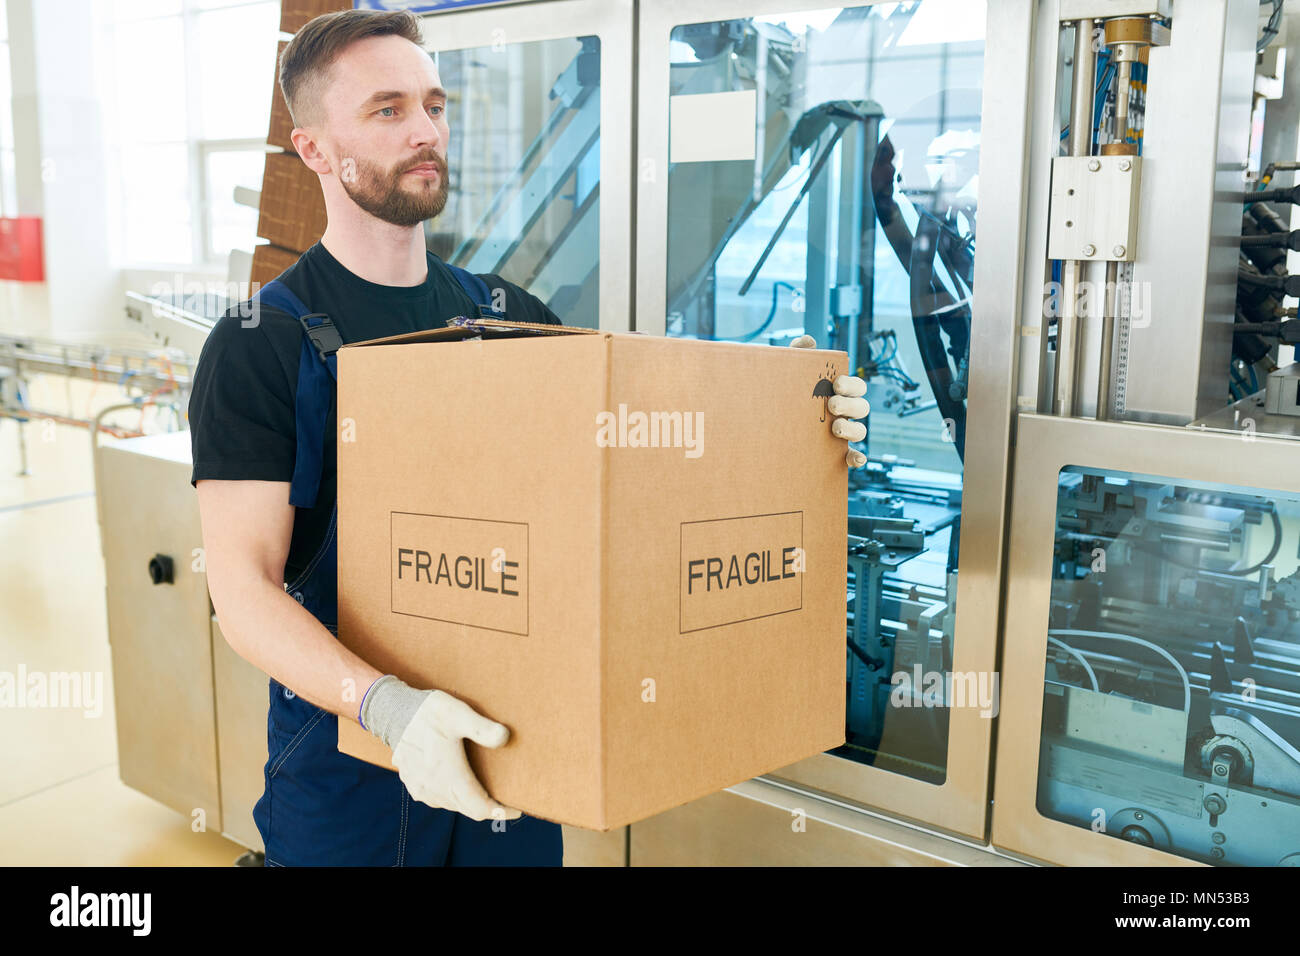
[279,9,424,127]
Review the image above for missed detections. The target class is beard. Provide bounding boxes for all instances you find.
[338,148,449,227]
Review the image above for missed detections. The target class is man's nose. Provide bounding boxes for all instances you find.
[409,110,444,151]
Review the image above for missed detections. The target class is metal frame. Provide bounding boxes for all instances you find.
[632,777,1030,866]
[1016,0,1066,417]
[197,138,273,267]
[1116,0,1254,425]
[636,0,1035,841]
[1016,0,1257,424]
[991,412,1300,865]
[417,0,635,332]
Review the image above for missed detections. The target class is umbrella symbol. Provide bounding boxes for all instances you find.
[812,378,835,422]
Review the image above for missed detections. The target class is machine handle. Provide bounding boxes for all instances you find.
[148,553,174,585]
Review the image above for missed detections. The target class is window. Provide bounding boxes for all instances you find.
[1038,465,1300,866]
[97,0,280,267]
[663,3,984,783]
[0,0,16,217]
[431,34,601,328]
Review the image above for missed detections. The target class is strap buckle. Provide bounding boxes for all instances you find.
[298,313,342,361]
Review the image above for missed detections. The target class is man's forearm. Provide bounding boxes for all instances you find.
[211,575,383,722]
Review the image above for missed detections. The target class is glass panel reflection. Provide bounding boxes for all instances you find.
[664,2,986,783]
[1038,465,1300,865]
[430,34,601,327]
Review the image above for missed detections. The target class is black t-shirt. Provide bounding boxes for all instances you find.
[188,241,561,584]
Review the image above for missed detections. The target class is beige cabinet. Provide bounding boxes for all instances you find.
[98,432,269,851]
[98,433,225,832]
[211,615,270,852]
[562,826,626,866]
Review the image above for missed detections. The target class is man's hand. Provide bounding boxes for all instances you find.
[361,675,521,822]
[791,334,870,467]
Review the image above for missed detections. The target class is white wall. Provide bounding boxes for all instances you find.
[0,0,50,339]
[0,0,223,345]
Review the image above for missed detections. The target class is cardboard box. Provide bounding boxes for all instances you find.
[335,319,847,830]
[250,243,301,289]
[256,152,328,254]
[268,41,295,153]
[280,0,350,35]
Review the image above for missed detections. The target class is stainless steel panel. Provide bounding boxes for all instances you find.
[1118,0,1258,421]
[97,433,221,831]
[993,413,1300,865]
[561,825,626,866]
[1099,0,1254,423]
[637,0,1031,840]
[211,614,268,852]
[631,778,1026,866]
[1191,390,1300,439]
[1046,155,1142,262]
[1018,0,1068,417]
[1059,0,1171,17]
[1019,0,1257,424]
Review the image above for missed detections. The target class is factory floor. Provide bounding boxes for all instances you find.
[0,369,246,865]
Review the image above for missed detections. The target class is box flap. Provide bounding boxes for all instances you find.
[344,317,599,349]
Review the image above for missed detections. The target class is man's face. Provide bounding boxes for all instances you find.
[317,34,451,227]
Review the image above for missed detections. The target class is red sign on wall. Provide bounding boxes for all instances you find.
[0,217,44,282]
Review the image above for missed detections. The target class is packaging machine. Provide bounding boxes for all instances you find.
[92,0,1300,867]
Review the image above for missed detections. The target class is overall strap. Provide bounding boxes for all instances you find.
[253,278,340,510]
[446,264,508,319]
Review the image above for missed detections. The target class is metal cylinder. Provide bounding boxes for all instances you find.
[1055,259,1084,417]
[1096,261,1119,420]
[1055,21,1098,417]
[1069,21,1098,159]
[1114,58,1132,144]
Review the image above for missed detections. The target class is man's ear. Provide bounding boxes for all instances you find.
[292,128,332,176]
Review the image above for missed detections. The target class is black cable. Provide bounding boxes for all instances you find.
[1237,268,1300,295]
[1246,184,1300,205]
[1236,212,1293,369]
[1232,319,1300,341]
[1258,0,1284,54]
[1225,506,1284,576]
[1067,505,1283,578]
[1175,506,1287,576]
[846,634,880,670]
[908,215,968,459]
[869,136,972,461]
[1233,308,1274,364]
[730,280,797,343]
[1240,230,1300,251]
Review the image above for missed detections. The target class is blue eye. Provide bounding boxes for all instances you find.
[379,106,395,117]
[429,105,444,117]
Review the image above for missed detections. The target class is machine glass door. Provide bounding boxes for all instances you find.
[666,2,981,784]
[995,414,1300,866]
[638,0,1027,839]
[416,0,634,330]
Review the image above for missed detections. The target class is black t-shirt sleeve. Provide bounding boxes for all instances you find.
[480,273,563,326]
[188,308,298,486]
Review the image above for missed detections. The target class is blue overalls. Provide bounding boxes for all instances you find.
[247,270,563,866]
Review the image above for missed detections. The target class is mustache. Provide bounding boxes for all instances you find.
[401,151,446,174]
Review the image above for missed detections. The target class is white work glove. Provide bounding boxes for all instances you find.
[791,334,870,467]
[360,674,521,822]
